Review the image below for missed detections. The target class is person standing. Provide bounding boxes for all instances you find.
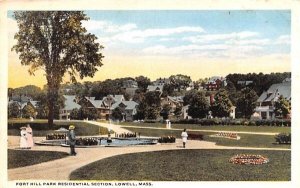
[20,127,28,149]
[67,125,77,156]
[26,124,34,149]
[181,128,188,148]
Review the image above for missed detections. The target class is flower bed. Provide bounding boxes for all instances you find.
[158,136,176,143]
[116,132,137,138]
[229,154,269,165]
[46,133,66,140]
[75,137,99,146]
[210,132,240,140]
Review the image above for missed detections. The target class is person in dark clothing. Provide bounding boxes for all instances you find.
[68,125,77,156]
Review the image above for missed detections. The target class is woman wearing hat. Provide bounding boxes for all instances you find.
[67,125,77,156]
[26,124,34,149]
[20,127,28,149]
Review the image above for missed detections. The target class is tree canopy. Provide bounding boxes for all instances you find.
[12,11,104,125]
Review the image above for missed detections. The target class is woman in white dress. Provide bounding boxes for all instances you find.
[20,127,28,149]
[181,128,188,148]
[26,124,34,148]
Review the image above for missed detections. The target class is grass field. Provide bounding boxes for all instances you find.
[124,127,291,149]
[120,122,291,133]
[8,149,69,169]
[70,149,291,181]
[8,119,109,136]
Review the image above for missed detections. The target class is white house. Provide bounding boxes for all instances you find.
[255,78,291,119]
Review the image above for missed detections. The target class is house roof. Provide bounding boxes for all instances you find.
[147,85,163,93]
[11,95,32,103]
[111,101,138,110]
[62,95,81,110]
[257,81,291,102]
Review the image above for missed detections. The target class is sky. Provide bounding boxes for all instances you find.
[8,10,291,88]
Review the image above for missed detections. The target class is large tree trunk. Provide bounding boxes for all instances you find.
[47,75,60,127]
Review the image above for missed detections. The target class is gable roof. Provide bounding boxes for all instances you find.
[62,95,81,110]
[257,81,291,102]
[111,101,138,110]
[147,85,163,93]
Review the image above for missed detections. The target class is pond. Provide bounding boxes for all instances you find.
[35,137,158,147]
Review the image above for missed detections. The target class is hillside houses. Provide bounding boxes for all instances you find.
[205,76,227,91]
[59,94,137,121]
[8,95,39,118]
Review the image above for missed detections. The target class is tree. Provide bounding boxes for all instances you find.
[70,108,80,120]
[274,95,291,118]
[112,107,124,121]
[173,106,182,119]
[22,104,36,118]
[8,102,20,118]
[13,11,104,126]
[141,91,161,120]
[162,83,175,97]
[187,91,209,119]
[169,74,192,91]
[135,76,151,92]
[183,90,199,106]
[236,87,258,118]
[160,104,172,120]
[210,89,233,118]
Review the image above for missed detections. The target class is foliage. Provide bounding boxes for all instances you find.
[274,95,291,118]
[160,104,172,120]
[111,107,124,121]
[79,107,98,120]
[8,102,20,118]
[226,72,291,96]
[158,136,176,143]
[186,91,209,118]
[169,74,192,91]
[12,11,104,126]
[274,133,291,144]
[8,85,43,99]
[141,91,161,120]
[210,89,233,118]
[173,106,182,119]
[22,104,36,118]
[161,83,175,97]
[135,76,151,92]
[236,87,258,118]
[70,108,80,120]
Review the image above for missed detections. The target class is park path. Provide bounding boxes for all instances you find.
[8,121,290,180]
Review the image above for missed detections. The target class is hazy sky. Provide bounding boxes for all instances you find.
[8,10,291,88]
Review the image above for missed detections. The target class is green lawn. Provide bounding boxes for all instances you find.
[125,127,291,149]
[120,122,291,133]
[8,149,69,169]
[8,120,109,136]
[70,149,291,181]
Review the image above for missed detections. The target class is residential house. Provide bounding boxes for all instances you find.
[152,78,170,86]
[205,76,227,91]
[147,85,164,94]
[59,95,81,120]
[237,80,253,87]
[77,96,109,120]
[255,78,291,119]
[182,105,192,120]
[8,95,39,118]
[111,101,139,121]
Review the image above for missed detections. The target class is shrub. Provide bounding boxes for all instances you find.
[274,133,291,144]
[158,136,176,143]
[188,133,204,140]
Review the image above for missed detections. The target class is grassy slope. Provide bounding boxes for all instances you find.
[70,149,291,181]
[8,149,69,169]
[120,122,291,133]
[8,120,109,136]
[125,127,291,149]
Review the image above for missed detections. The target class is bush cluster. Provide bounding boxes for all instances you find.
[274,133,291,144]
[46,133,66,140]
[173,118,291,127]
[158,136,176,143]
[116,132,137,138]
[75,137,99,146]
[188,133,204,140]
